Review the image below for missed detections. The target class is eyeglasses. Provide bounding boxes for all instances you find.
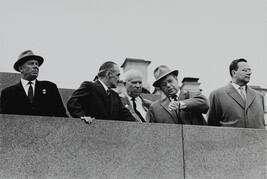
[241,68,252,73]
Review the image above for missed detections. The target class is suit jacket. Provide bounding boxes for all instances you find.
[207,83,265,129]
[67,80,135,121]
[146,91,209,125]
[120,95,152,122]
[0,80,68,117]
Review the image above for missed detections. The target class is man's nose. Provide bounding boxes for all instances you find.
[136,82,142,87]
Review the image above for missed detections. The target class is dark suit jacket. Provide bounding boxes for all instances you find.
[207,83,265,129]
[147,91,209,125]
[0,80,68,117]
[120,95,152,122]
[67,80,135,121]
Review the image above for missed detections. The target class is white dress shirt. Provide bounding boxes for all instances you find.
[126,94,147,119]
[231,82,247,99]
[21,79,36,96]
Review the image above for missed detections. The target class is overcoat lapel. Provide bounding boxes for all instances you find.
[245,87,256,109]
[226,83,245,109]
[160,97,179,123]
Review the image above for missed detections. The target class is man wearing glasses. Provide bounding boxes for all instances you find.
[208,58,265,129]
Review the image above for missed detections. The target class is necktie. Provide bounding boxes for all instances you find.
[28,81,34,103]
[131,97,145,122]
[170,94,183,124]
[106,89,110,96]
[239,87,246,101]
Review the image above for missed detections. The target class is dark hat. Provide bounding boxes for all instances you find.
[152,65,179,87]
[13,50,44,72]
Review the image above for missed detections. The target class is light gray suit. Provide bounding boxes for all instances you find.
[207,83,265,129]
[146,91,209,125]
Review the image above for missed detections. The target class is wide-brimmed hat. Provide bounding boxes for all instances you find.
[152,65,179,87]
[13,50,44,72]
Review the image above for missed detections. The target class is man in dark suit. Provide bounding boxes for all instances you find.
[146,65,209,125]
[0,50,68,117]
[67,61,135,123]
[120,69,152,122]
[207,58,265,129]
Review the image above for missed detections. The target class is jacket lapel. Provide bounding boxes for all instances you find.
[95,80,110,112]
[245,86,256,109]
[140,96,151,112]
[226,83,245,108]
[121,96,145,122]
[16,82,30,104]
[160,97,178,123]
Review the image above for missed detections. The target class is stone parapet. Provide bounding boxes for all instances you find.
[0,114,266,178]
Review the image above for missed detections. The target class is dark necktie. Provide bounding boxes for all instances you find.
[131,97,145,122]
[170,94,183,124]
[28,81,34,103]
[106,89,110,96]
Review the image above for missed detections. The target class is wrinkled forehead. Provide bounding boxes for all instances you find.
[128,73,142,82]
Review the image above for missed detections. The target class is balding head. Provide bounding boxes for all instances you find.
[123,69,143,98]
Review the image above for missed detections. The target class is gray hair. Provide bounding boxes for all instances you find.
[123,69,143,82]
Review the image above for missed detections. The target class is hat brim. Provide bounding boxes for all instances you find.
[153,70,179,87]
[14,55,44,72]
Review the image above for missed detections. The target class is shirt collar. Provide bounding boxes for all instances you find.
[21,78,36,87]
[231,81,246,91]
[98,79,109,91]
[126,93,141,101]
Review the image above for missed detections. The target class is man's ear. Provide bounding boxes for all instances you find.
[231,70,236,77]
[18,66,24,73]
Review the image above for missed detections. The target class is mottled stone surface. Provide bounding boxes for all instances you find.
[0,114,183,178]
[183,125,267,179]
[0,72,21,92]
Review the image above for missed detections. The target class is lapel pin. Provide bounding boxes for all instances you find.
[42,89,46,94]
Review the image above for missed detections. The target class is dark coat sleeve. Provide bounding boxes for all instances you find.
[67,81,90,118]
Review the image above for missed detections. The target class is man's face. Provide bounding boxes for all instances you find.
[19,60,39,81]
[107,65,120,88]
[233,61,251,86]
[125,74,142,98]
[159,74,179,97]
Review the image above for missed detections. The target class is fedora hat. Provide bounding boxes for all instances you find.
[152,65,179,87]
[13,50,44,72]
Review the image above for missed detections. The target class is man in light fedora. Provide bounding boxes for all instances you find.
[0,50,68,117]
[146,65,209,125]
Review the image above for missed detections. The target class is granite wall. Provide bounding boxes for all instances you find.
[0,114,266,178]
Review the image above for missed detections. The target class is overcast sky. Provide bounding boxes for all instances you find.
[1,0,266,97]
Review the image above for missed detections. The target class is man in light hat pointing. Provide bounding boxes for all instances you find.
[0,50,68,117]
[146,65,209,125]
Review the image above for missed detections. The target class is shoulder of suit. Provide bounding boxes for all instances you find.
[247,86,263,96]
[1,82,22,92]
[150,97,165,108]
[210,85,228,95]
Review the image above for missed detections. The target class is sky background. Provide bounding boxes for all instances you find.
[1,0,267,98]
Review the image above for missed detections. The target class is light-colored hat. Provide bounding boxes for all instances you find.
[13,50,44,72]
[152,65,179,87]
